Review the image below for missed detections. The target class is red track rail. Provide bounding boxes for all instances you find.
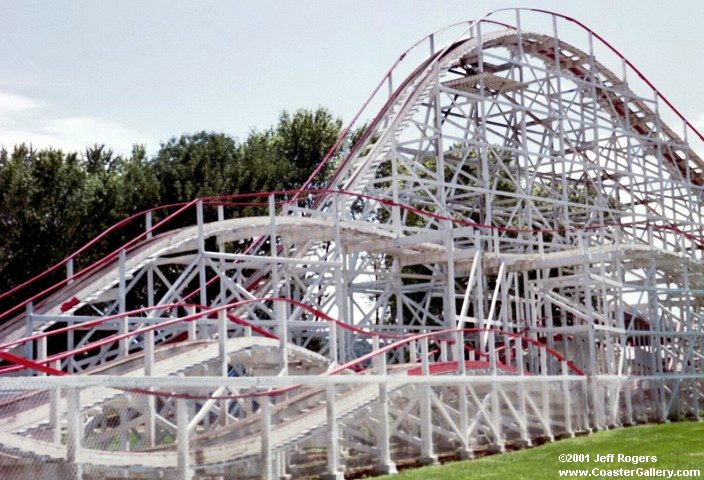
[0,324,583,402]
[2,187,702,326]
[0,293,584,379]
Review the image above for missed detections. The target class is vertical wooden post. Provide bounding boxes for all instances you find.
[261,396,273,480]
[321,385,344,480]
[419,337,438,465]
[176,398,192,480]
[66,388,82,480]
[186,306,197,341]
[118,249,128,357]
[373,347,397,474]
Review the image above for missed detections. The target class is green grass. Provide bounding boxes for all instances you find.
[377,422,704,479]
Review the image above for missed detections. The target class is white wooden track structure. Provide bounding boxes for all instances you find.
[0,9,703,480]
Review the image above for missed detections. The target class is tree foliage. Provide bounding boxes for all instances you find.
[0,107,342,309]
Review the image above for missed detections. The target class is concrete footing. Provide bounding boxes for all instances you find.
[418,455,439,466]
[373,463,398,475]
[320,472,345,480]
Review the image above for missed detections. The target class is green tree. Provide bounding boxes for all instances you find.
[150,107,342,202]
[0,145,126,305]
[273,107,342,189]
[0,107,343,312]
[152,131,237,205]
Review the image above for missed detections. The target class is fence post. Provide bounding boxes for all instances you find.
[144,328,156,447]
[455,330,472,458]
[515,339,531,447]
[562,361,574,437]
[488,332,505,452]
[218,309,230,426]
[50,379,62,444]
[321,385,344,480]
[261,396,273,480]
[176,398,193,480]
[419,337,438,465]
[587,324,602,430]
[540,341,554,441]
[373,344,397,474]
[65,387,82,480]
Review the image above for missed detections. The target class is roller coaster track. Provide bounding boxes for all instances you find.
[0,8,703,480]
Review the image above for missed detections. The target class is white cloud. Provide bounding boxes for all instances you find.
[0,89,154,155]
[0,90,45,115]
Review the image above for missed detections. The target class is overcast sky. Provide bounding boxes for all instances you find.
[0,0,702,155]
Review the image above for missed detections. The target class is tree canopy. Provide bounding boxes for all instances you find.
[0,107,342,306]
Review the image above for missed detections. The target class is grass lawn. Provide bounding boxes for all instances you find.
[377,422,704,479]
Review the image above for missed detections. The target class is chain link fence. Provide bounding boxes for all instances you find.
[0,373,696,480]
